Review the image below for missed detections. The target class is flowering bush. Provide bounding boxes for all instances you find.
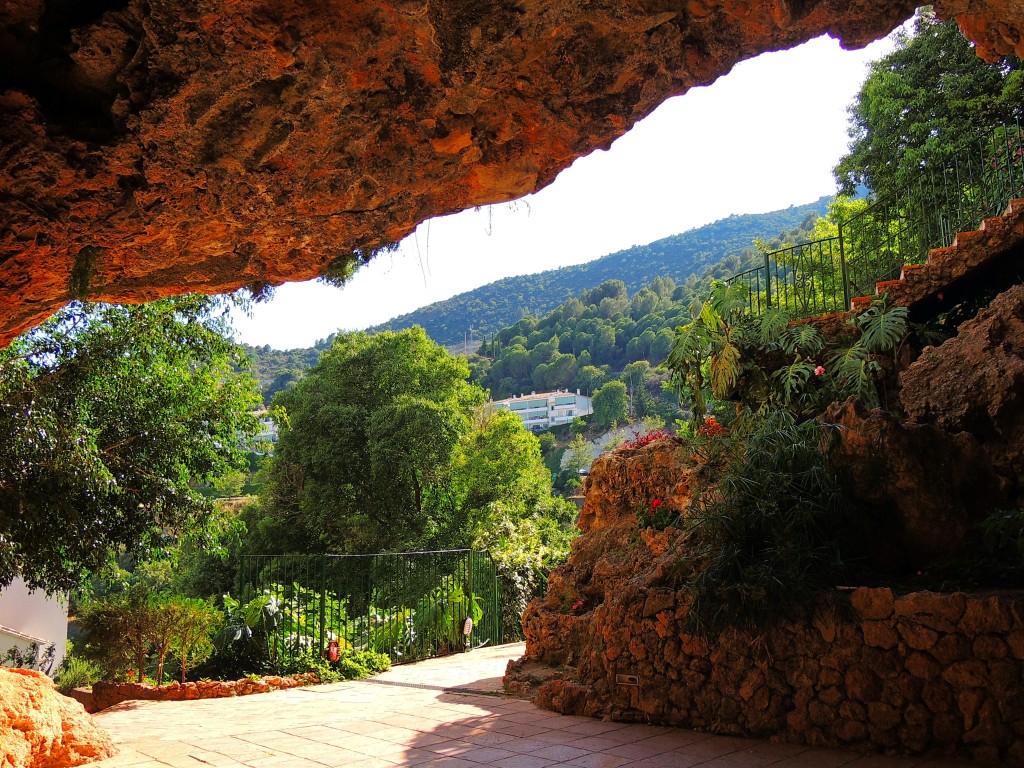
[636,497,680,531]
[621,428,672,450]
[696,417,726,438]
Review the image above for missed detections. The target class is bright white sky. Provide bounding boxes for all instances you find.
[233,31,901,350]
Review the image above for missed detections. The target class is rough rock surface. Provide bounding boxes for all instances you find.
[0,667,116,768]
[900,283,1024,480]
[3,0,1024,344]
[822,398,1012,570]
[521,437,699,668]
[505,438,1024,764]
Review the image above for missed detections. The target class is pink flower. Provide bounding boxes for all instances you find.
[572,599,585,612]
[814,365,826,377]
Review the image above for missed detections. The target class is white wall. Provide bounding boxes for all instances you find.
[0,577,68,676]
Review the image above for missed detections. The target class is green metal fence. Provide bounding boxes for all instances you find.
[730,121,1024,317]
[237,550,502,665]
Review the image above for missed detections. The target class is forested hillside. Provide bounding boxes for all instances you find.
[369,197,831,345]
[468,211,821,411]
[244,201,827,402]
[242,338,334,405]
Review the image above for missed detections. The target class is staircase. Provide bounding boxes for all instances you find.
[848,197,1024,314]
[728,122,1024,321]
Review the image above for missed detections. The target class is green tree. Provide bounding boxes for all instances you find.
[0,297,260,593]
[78,585,154,681]
[621,361,655,419]
[592,381,628,430]
[834,10,1023,198]
[170,597,221,684]
[563,434,594,477]
[454,409,557,540]
[577,365,608,395]
[265,327,483,553]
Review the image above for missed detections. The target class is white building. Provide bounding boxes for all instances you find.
[250,408,278,452]
[0,578,68,676]
[493,390,593,432]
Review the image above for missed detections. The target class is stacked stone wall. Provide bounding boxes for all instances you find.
[513,581,1024,764]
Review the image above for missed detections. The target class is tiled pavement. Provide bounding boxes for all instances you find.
[90,643,967,768]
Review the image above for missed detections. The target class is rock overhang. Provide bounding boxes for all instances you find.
[1,0,1023,346]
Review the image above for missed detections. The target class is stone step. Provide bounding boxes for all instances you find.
[899,263,926,281]
[875,279,904,293]
[952,229,982,247]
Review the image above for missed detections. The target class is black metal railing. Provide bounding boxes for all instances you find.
[237,550,502,666]
[729,121,1024,317]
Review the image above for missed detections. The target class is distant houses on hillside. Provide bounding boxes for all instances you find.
[493,389,593,432]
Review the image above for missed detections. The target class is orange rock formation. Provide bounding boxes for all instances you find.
[2,1,1024,344]
[0,668,116,768]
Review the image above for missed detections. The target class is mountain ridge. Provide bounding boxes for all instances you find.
[368,196,832,346]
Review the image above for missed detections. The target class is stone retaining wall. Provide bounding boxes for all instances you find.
[511,579,1024,765]
[78,673,318,713]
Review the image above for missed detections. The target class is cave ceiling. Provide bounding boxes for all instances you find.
[1,0,1023,345]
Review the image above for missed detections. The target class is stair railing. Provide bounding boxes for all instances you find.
[729,120,1024,318]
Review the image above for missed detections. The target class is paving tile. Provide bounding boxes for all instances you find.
[530,728,593,745]
[498,710,557,725]
[86,642,957,768]
[561,720,628,737]
[526,743,592,762]
[452,745,518,764]
[563,735,629,752]
[424,739,478,757]
[495,738,558,755]
[770,749,862,768]
[490,722,553,738]
[242,755,308,767]
[418,758,483,768]
[559,753,631,768]
[343,758,403,768]
[628,754,706,768]
[600,741,676,760]
[461,730,519,747]
[491,755,557,768]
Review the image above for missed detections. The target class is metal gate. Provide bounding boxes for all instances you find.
[236,550,502,665]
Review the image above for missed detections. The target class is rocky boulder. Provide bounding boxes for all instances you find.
[0,667,116,768]
[4,1,1024,345]
[822,398,1011,570]
[900,283,1024,481]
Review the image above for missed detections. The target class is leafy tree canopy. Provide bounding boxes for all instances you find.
[261,327,572,555]
[592,381,629,430]
[0,297,261,593]
[834,10,1023,198]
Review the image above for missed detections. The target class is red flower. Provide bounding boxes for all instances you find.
[572,599,585,612]
[697,416,726,438]
[651,499,663,509]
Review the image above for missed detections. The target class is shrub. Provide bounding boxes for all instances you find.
[78,588,222,684]
[676,411,857,636]
[280,647,390,683]
[54,644,101,692]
